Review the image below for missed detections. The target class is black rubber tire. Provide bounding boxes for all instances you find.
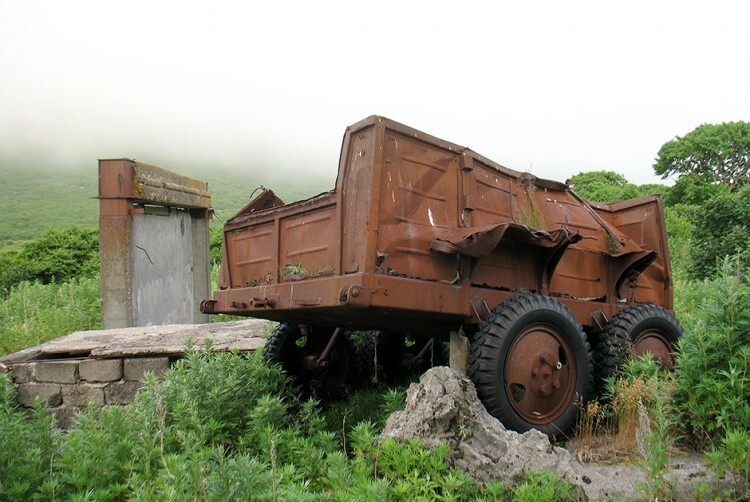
[358,331,445,386]
[467,294,592,438]
[263,323,356,400]
[593,304,684,392]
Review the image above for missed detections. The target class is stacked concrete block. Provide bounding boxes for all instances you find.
[8,356,171,428]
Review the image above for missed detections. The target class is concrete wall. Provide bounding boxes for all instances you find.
[131,208,196,326]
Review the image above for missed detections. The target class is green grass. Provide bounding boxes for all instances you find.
[0,278,101,356]
[0,163,333,250]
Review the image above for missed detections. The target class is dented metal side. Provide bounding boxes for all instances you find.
[204,116,674,333]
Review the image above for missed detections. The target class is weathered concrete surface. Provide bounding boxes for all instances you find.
[0,319,269,428]
[0,319,268,365]
[381,367,732,501]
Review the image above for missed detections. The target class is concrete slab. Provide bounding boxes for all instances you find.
[0,319,269,367]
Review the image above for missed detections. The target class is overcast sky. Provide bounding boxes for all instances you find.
[1,0,748,186]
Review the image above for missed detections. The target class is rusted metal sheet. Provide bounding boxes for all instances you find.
[203,116,674,333]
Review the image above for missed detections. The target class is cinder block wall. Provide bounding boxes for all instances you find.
[9,357,171,428]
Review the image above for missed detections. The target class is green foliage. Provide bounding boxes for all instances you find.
[663,175,730,207]
[664,205,693,277]
[569,170,670,204]
[654,121,750,189]
[0,375,62,500]
[0,278,101,357]
[0,227,99,296]
[511,471,576,502]
[21,227,99,284]
[687,187,750,280]
[673,259,750,448]
[706,429,750,496]
[209,223,223,264]
[322,386,406,444]
[0,349,577,500]
[569,170,640,203]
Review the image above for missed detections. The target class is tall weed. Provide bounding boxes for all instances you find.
[0,375,61,500]
[0,278,101,356]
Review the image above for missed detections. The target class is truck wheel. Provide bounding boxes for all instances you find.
[468,295,592,438]
[359,331,445,385]
[264,323,355,399]
[594,304,683,391]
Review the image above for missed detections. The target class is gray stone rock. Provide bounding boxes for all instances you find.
[16,382,62,407]
[35,361,78,384]
[11,363,35,384]
[61,383,106,407]
[105,380,143,405]
[79,358,123,382]
[380,367,588,499]
[124,357,170,381]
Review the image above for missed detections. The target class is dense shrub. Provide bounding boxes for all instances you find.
[0,377,61,499]
[688,187,750,280]
[673,259,750,447]
[0,227,99,296]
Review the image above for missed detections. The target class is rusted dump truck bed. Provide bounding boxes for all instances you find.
[202,116,672,334]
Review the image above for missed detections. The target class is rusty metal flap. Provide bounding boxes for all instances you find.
[430,222,581,258]
[228,188,285,223]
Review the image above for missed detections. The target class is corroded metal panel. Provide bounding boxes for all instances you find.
[279,205,338,282]
[340,123,377,275]
[375,130,460,283]
[204,115,675,332]
[226,221,276,288]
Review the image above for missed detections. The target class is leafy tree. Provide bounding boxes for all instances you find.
[569,171,650,203]
[663,175,730,207]
[569,170,640,203]
[654,121,750,190]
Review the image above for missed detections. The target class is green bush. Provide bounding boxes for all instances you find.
[0,349,577,500]
[673,259,750,447]
[706,429,750,496]
[688,187,750,280]
[0,227,99,296]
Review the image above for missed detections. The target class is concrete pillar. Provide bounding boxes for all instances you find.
[99,159,212,328]
[450,331,469,375]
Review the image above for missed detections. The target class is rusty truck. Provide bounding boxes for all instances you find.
[201,116,683,436]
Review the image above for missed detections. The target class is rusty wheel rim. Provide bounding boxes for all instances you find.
[634,331,675,369]
[504,324,576,425]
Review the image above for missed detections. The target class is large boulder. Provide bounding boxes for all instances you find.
[381,367,731,500]
[381,367,587,497]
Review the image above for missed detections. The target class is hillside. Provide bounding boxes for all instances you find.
[0,163,334,249]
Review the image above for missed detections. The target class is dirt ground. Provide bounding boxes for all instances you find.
[569,450,738,500]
